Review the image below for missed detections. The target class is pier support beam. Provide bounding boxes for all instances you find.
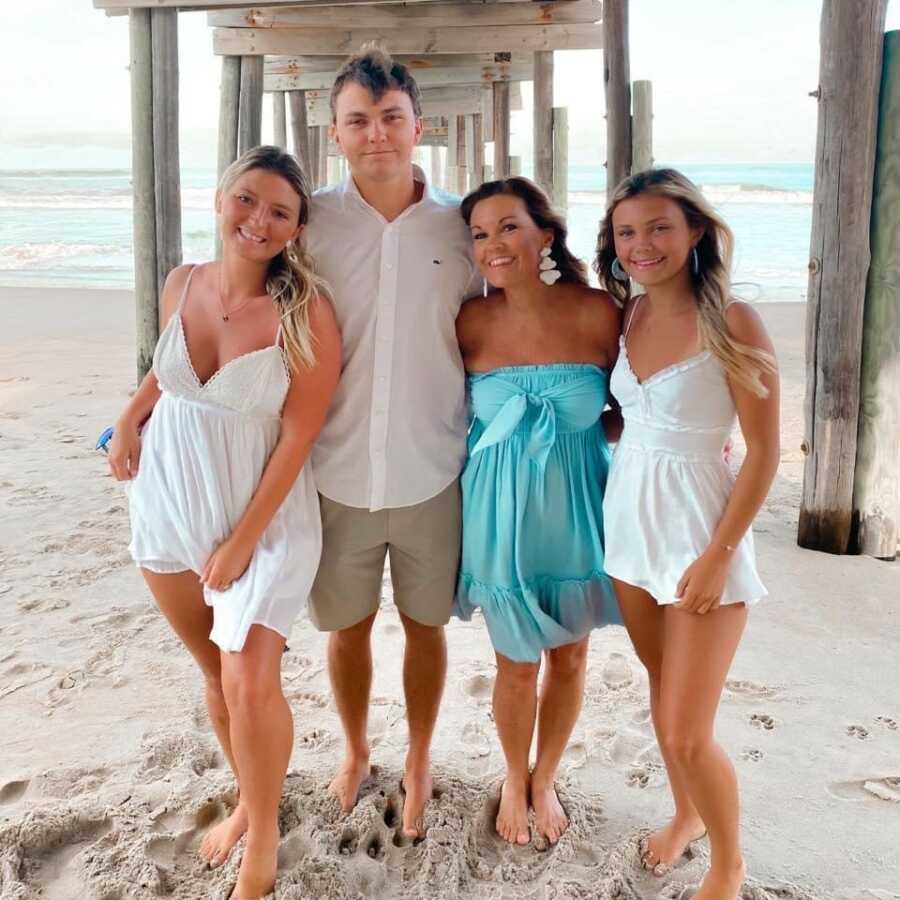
[798,0,888,554]
[533,51,554,195]
[603,0,631,198]
[852,28,900,559]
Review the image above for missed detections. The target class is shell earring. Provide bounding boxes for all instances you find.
[611,257,629,282]
[539,246,561,285]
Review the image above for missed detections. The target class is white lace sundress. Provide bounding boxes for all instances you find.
[126,266,322,651]
[603,297,767,606]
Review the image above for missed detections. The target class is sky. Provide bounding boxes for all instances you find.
[2,0,900,169]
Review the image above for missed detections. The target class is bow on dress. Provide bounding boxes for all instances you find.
[470,391,558,470]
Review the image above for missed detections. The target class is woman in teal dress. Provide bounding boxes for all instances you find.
[454,178,622,847]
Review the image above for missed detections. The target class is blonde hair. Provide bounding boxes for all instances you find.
[594,168,775,397]
[217,145,332,371]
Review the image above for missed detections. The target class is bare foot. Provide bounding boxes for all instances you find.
[200,803,249,868]
[692,858,746,900]
[531,780,568,845]
[231,824,280,900]
[328,755,371,814]
[400,767,433,838]
[639,815,706,874]
[496,777,530,845]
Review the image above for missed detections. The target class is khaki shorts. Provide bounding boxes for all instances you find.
[308,480,461,632]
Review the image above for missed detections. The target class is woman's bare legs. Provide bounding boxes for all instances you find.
[614,579,706,869]
[530,637,589,844]
[220,625,292,900]
[492,652,540,844]
[659,604,747,898]
[141,569,248,866]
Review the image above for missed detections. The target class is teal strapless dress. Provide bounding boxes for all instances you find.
[453,364,620,662]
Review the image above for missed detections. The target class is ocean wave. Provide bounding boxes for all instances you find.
[0,243,127,270]
[0,186,215,211]
[569,183,813,206]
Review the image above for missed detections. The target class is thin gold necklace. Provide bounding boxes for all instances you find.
[217,268,257,322]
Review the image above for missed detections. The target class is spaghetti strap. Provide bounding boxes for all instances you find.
[176,265,199,314]
[723,298,746,311]
[622,294,644,339]
[274,323,284,348]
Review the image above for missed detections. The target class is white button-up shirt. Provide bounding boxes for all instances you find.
[306,167,478,511]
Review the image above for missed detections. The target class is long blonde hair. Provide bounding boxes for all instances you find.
[594,168,775,397]
[217,145,331,371]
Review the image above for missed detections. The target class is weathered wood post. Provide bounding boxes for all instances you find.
[430,145,442,188]
[151,9,181,297]
[632,79,653,173]
[493,81,511,179]
[472,113,485,189]
[238,55,264,155]
[534,51,554,195]
[456,115,468,194]
[798,0,889,554]
[852,29,900,559]
[129,8,158,381]
[552,106,568,211]
[603,0,631,198]
[316,126,328,187]
[288,90,310,175]
[447,115,460,190]
[273,91,287,149]
[308,125,320,187]
[510,156,522,177]
[216,55,241,260]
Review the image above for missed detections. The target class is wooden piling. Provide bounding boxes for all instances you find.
[603,0,632,198]
[430,145,442,188]
[129,8,158,381]
[238,55,264,154]
[150,9,181,298]
[533,50,554,195]
[632,79,653,173]
[273,91,287,148]
[288,90,310,175]
[852,29,900,559]
[216,55,241,259]
[317,126,328,186]
[798,0,889,554]
[552,106,568,210]
[472,113,484,189]
[492,81,511,179]
[456,115,468,194]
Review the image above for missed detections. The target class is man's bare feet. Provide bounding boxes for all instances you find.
[328,754,371,814]
[200,803,249,868]
[496,777,530,845]
[230,824,281,900]
[399,766,432,838]
[530,779,568,845]
[692,857,746,900]
[639,815,707,874]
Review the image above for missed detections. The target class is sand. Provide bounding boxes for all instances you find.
[0,286,898,900]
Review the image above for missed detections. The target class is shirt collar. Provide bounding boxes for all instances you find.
[339,163,435,214]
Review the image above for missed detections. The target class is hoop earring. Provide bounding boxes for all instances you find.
[691,247,700,276]
[539,246,561,285]
[611,257,629,282]
[483,277,488,298]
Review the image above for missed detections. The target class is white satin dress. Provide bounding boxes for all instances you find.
[603,298,767,606]
[126,266,321,651]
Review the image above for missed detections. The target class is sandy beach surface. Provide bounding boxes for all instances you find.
[0,286,898,900]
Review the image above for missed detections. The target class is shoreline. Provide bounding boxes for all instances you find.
[1,287,897,899]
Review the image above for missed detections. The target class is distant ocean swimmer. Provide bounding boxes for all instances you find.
[597,168,779,899]
[106,146,341,900]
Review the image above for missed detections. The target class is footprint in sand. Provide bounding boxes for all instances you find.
[609,729,655,766]
[601,652,633,690]
[461,721,492,759]
[875,716,898,732]
[626,761,666,789]
[461,671,494,703]
[846,724,870,740]
[750,713,775,731]
[725,679,781,701]
[741,748,764,762]
[828,777,900,803]
[0,779,29,804]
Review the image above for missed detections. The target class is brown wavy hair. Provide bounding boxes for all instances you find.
[594,168,775,397]
[460,177,588,286]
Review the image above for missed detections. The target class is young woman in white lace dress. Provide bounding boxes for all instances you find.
[595,169,779,900]
[107,147,340,900]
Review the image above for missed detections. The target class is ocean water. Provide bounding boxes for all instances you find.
[0,161,812,302]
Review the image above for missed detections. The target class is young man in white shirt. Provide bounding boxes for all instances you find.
[304,48,477,838]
